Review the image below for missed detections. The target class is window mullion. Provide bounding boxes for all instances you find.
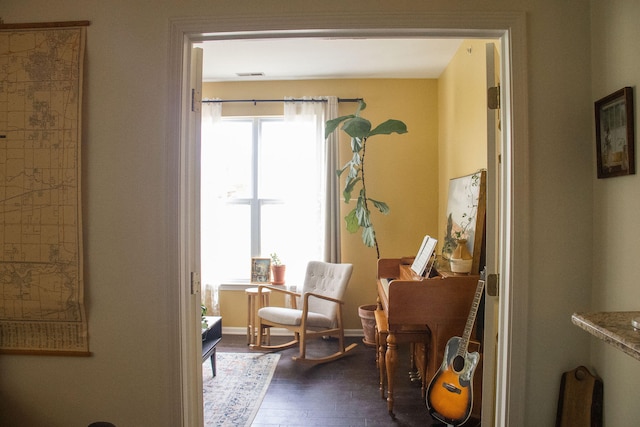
[251,117,261,256]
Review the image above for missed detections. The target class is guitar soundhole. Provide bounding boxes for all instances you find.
[452,355,465,372]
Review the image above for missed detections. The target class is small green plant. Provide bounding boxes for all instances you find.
[201,304,208,326]
[270,253,282,266]
[325,100,407,258]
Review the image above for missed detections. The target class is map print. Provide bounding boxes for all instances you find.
[0,26,87,353]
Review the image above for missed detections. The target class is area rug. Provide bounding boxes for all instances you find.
[203,352,280,427]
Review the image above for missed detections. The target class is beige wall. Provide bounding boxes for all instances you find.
[0,0,608,426]
[203,79,439,329]
[590,1,640,425]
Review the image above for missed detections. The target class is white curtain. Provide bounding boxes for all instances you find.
[201,100,222,314]
[323,97,341,263]
[284,96,341,263]
[202,99,222,126]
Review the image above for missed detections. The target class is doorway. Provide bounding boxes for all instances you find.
[169,12,528,427]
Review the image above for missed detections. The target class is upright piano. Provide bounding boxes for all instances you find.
[376,257,482,417]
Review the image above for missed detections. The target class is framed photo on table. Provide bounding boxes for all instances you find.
[251,257,271,283]
[595,87,635,179]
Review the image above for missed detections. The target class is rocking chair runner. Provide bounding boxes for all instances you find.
[251,261,357,364]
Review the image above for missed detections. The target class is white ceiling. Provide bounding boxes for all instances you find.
[197,38,464,82]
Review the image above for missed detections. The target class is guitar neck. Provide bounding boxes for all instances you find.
[457,271,486,357]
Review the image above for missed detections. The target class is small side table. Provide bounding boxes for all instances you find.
[202,316,222,376]
[246,287,271,346]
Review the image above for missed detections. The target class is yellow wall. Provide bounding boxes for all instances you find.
[203,79,439,329]
[437,40,490,243]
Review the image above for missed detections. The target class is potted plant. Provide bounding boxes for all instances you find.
[326,101,408,346]
[201,304,208,328]
[325,100,408,259]
[270,253,286,285]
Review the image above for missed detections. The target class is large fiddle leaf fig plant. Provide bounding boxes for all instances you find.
[325,100,407,258]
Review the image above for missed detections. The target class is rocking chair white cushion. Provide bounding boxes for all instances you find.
[252,261,357,364]
[258,306,334,329]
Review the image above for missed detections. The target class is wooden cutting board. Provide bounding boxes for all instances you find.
[555,365,603,427]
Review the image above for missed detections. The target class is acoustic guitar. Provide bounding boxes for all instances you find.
[426,269,485,426]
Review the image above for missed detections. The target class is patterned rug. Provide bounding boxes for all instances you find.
[203,352,280,426]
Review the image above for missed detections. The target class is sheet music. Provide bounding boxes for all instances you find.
[411,235,437,276]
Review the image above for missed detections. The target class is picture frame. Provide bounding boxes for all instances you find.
[595,87,635,179]
[441,170,487,275]
[251,257,271,283]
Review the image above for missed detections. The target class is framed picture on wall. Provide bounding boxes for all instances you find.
[251,257,271,283]
[595,87,635,179]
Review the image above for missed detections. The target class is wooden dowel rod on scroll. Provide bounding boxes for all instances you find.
[0,20,91,29]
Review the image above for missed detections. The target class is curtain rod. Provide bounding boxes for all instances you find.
[202,97,363,105]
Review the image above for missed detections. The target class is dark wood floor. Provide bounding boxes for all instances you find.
[217,334,481,427]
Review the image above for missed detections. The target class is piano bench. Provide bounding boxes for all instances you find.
[374,308,431,400]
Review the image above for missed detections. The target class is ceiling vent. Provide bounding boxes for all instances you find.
[236,72,265,77]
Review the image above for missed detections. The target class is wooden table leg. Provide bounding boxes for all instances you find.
[246,287,272,346]
[246,292,253,345]
[246,290,258,345]
[385,331,397,415]
[260,292,271,345]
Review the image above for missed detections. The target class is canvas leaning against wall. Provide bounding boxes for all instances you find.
[441,170,486,275]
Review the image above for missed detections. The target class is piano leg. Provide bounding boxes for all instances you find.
[385,332,397,416]
[377,326,387,399]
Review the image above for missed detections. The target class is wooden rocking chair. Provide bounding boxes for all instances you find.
[251,261,357,364]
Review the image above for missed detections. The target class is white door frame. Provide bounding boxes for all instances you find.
[167,12,529,427]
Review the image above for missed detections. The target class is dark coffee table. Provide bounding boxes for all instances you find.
[202,316,222,376]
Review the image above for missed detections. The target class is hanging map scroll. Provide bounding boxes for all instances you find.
[0,22,88,354]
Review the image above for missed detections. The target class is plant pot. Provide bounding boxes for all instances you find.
[450,238,473,274]
[271,264,286,285]
[358,304,377,347]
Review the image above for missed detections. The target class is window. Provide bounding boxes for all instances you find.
[201,115,325,289]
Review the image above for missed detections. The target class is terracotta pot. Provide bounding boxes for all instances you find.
[359,304,377,347]
[271,264,286,285]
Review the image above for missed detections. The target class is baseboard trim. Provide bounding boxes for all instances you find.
[222,326,363,338]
